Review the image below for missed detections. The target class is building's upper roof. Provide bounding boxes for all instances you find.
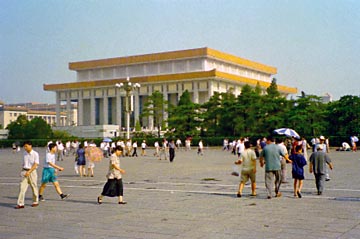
[69,47,277,75]
[44,69,297,94]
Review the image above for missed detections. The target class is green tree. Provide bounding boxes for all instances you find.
[6,115,53,139]
[286,95,327,137]
[235,84,263,136]
[6,115,28,139]
[326,95,360,136]
[167,90,201,137]
[200,92,223,136]
[26,117,53,139]
[257,79,288,135]
[135,120,142,131]
[266,78,281,98]
[140,91,168,137]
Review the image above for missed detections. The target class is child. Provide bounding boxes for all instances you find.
[290,145,307,198]
[39,143,70,201]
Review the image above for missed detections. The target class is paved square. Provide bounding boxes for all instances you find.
[0,146,359,239]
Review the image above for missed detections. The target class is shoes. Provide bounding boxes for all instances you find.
[61,194,70,200]
[237,193,242,198]
[97,196,102,204]
[31,203,39,207]
[267,196,272,199]
[325,178,330,181]
[317,191,322,195]
[297,191,302,198]
[250,193,257,197]
[14,205,24,209]
[118,201,127,205]
[275,192,282,198]
[39,195,45,201]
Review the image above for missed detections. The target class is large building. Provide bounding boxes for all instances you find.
[0,102,76,130]
[44,47,297,138]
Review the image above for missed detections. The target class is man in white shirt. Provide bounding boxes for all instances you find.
[15,141,39,209]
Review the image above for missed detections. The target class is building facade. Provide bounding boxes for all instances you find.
[44,47,297,138]
[0,103,76,130]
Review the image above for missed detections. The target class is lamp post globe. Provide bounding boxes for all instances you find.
[115,77,141,140]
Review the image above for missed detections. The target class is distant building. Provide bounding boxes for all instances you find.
[321,93,333,103]
[298,91,333,103]
[0,102,77,131]
[44,47,297,138]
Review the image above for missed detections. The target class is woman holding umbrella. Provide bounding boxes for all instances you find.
[97,146,127,205]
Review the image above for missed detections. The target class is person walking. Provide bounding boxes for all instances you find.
[86,142,97,177]
[176,138,182,150]
[309,144,333,195]
[76,144,86,177]
[276,138,289,183]
[15,141,40,209]
[290,145,307,198]
[260,136,292,199]
[198,140,204,156]
[317,136,331,181]
[154,141,160,157]
[132,141,138,157]
[159,139,168,160]
[97,146,127,205]
[141,140,147,156]
[56,140,64,161]
[235,141,257,197]
[169,139,176,162]
[350,135,358,152]
[39,143,70,201]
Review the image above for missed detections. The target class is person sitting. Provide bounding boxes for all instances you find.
[337,142,351,151]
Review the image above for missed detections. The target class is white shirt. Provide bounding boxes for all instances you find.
[44,152,56,168]
[23,150,40,169]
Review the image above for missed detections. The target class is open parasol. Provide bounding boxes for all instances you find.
[85,146,104,162]
[273,128,300,139]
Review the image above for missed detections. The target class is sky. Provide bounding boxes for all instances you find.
[1,0,360,104]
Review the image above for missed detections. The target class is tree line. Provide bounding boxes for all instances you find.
[144,79,360,145]
[6,79,360,147]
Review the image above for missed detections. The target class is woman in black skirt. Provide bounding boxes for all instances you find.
[97,146,127,204]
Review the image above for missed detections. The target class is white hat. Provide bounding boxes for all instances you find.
[319,136,325,140]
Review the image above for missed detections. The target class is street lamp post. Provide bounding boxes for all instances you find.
[115,77,141,140]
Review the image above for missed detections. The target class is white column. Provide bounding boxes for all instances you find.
[90,91,96,125]
[116,92,122,127]
[162,84,168,127]
[103,96,108,125]
[208,81,214,100]
[193,81,199,103]
[55,92,61,126]
[78,93,84,126]
[147,87,154,130]
[66,92,71,126]
[134,91,140,127]
[177,82,182,101]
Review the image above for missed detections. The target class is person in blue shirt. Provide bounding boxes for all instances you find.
[260,136,292,199]
[290,145,307,198]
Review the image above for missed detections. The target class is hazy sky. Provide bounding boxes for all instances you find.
[1,0,359,104]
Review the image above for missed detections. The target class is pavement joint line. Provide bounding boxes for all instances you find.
[0,182,345,200]
[1,179,360,192]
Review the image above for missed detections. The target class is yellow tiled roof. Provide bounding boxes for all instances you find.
[69,47,277,74]
[44,70,296,94]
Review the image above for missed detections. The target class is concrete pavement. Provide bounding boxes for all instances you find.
[0,146,359,239]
